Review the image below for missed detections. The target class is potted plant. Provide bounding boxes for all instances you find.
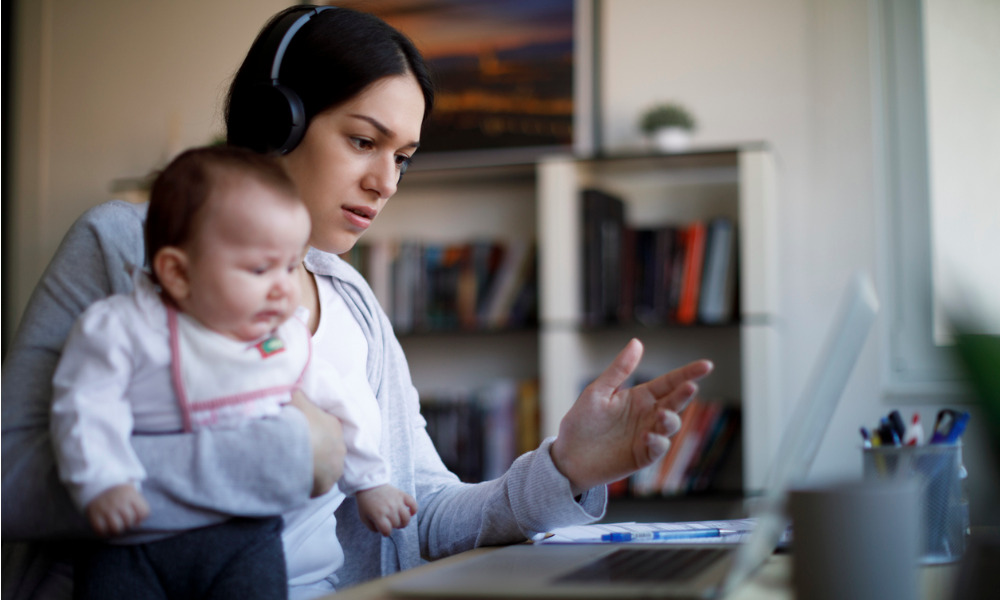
[639,102,696,152]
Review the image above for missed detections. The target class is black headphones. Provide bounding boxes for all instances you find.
[252,6,333,155]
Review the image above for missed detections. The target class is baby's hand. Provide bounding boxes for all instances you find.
[355,484,418,537]
[86,483,150,537]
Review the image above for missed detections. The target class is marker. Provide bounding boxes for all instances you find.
[941,411,970,444]
[888,410,907,441]
[903,412,924,446]
[600,529,736,542]
[930,410,957,444]
[859,426,873,448]
[878,418,901,446]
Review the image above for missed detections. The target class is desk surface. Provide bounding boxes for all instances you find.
[329,548,958,600]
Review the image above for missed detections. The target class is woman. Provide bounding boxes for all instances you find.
[1,5,712,598]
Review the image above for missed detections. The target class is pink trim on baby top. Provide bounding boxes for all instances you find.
[167,306,311,433]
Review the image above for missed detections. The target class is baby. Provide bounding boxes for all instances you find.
[50,145,416,599]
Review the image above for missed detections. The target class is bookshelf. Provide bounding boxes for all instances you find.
[350,145,778,494]
[537,146,779,494]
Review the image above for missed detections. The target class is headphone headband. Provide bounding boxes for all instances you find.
[251,5,334,155]
[269,6,333,82]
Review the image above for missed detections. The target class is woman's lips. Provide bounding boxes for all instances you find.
[342,205,375,230]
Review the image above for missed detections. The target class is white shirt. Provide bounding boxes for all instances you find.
[282,275,387,591]
[50,273,389,590]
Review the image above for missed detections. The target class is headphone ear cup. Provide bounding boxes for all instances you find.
[251,82,307,154]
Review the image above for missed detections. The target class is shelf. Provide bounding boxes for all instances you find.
[537,148,778,494]
[368,145,778,496]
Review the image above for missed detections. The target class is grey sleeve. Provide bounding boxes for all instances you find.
[1,201,313,540]
[414,432,607,560]
[372,321,606,560]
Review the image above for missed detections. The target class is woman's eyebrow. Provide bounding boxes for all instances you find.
[348,114,420,150]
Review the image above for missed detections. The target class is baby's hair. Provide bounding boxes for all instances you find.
[144,145,298,284]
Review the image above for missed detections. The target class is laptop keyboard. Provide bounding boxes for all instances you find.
[555,547,730,583]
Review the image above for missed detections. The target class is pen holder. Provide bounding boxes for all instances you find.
[862,444,969,564]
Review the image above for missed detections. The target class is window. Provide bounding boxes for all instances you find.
[874,0,1000,393]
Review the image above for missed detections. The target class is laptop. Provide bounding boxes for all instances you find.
[390,271,879,599]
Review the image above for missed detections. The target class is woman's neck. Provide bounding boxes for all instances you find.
[298,264,321,334]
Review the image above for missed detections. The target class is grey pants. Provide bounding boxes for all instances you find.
[73,517,287,600]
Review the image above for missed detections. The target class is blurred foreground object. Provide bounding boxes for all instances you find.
[949,315,999,598]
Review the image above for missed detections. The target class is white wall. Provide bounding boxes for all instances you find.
[9,0,998,521]
[601,0,996,522]
[9,0,288,331]
[603,0,882,478]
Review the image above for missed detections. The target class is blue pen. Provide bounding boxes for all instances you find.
[930,409,958,444]
[600,529,735,542]
[942,411,970,444]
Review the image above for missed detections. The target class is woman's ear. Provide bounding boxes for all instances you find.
[153,247,191,303]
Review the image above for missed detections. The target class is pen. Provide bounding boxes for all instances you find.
[888,410,907,441]
[903,412,923,446]
[859,426,872,448]
[925,408,971,444]
[930,409,958,444]
[941,411,970,444]
[878,418,901,446]
[600,529,736,542]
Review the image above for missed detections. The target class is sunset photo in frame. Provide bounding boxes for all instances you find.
[330,0,595,166]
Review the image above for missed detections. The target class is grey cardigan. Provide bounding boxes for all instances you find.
[1,200,605,597]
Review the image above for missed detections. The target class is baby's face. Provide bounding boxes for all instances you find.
[181,180,311,342]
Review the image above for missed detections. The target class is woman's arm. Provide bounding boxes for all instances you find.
[413,341,711,557]
[1,201,318,540]
[370,313,606,559]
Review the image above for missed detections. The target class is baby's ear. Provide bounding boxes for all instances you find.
[153,247,191,303]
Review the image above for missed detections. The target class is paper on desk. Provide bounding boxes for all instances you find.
[535,519,758,544]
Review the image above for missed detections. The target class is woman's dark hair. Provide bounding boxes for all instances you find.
[145,145,298,283]
[225,5,435,154]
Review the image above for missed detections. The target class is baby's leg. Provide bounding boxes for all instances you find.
[73,542,168,600]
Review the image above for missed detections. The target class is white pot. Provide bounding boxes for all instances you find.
[652,127,692,152]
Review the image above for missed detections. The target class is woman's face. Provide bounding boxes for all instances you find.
[281,73,425,255]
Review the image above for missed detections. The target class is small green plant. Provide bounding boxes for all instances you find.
[639,102,696,134]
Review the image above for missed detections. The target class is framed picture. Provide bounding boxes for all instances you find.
[329,0,596,167]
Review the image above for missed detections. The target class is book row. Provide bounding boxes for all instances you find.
[340,239,537,334]
[420,379,540,483]
[582,188,739,327]
[610,399,742,498]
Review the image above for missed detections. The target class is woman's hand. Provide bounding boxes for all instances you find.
[289,391,347,498]
[549,338,713,495]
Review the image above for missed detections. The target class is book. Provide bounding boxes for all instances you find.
[646,398,704,495]
[632,227,679,325]
[698,217,738,324]
[675,221,707,325]
[516,379,540,455]
[480,240,535,329]
[392,241,422,332]
[661,400,721,493]
[618,226,636,323]
[420,378,538,483]
[688,406,741,492]
[581,188,626,326]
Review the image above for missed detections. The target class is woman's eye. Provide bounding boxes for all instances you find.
[397,154,412,174]
[351,137,374,151]
[250,267,267,275]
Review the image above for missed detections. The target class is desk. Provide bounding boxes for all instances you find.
[330,548,959,600]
